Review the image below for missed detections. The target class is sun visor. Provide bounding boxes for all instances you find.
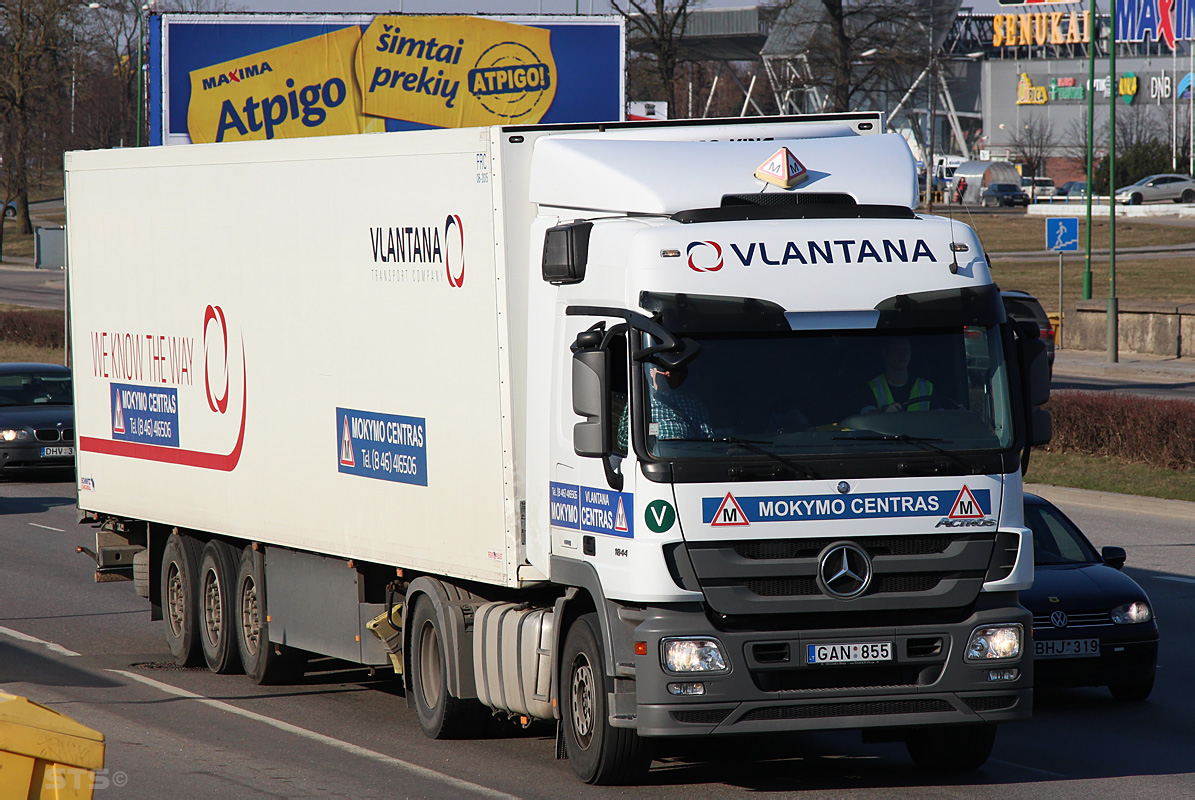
[529,133,917,214]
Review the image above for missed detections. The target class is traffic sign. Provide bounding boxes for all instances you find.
[1046,217,1079,252]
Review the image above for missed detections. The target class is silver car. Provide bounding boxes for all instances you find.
[1114,173,1195,205]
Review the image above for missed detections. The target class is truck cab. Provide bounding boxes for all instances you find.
[522,116,1051,780]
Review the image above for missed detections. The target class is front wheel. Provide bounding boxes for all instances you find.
[1130,192,1143,205]
[561,613,653,784]
[905,723,996,772]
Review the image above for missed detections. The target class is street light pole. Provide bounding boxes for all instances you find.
[1108,0,1118,363]
[1082,0,1095,300]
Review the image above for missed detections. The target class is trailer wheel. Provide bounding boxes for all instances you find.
[905,723,996,772]
[161,532,203,666]
[235,546,308,685]
[198,540,243,674]
[561,613,653,785]
[409,596,487,739]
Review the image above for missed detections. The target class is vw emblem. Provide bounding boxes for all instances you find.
[1050,610,1068,628]
[817,542,872,599]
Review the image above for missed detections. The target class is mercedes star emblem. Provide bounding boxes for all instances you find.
[817,542,872,599]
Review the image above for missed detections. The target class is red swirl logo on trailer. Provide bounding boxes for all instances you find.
[687,241,723,272]
[445,214,465,288]
[204,304,229,414]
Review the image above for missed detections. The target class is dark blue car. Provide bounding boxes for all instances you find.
[981,183,1030,208]
[1022,494,1159,701]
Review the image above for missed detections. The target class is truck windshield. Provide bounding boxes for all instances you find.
[637,326,1014,460]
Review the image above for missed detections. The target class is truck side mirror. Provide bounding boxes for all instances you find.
[1021,335,1051,407]
[1028,407,1052,447]
[1016,327,1052,446]
[572,349,610,457]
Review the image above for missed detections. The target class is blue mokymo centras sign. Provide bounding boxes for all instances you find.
[111,383,180,447]
[703,488,992,526]
[550,482,633,538]
[337,407,427,486]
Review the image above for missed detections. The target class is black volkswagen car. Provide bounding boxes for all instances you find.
[0,363,75,474]
[980,183,1030,207]
[1022,494,1159,701]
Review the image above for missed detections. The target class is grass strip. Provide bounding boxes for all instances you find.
[1025,449,1195,503]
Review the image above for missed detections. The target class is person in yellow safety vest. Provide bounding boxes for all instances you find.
[862,337,934,413]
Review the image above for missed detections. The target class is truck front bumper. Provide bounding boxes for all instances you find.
[629,596,1032,737]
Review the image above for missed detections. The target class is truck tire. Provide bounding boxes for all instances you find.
[561,613,653,785]
[161,532,204,666]
[905,723,996,772]
[234,546,307,685]
[198,540,243,674]
[409,596,488,739]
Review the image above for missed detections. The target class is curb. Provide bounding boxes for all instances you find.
[1024,483,1195,519]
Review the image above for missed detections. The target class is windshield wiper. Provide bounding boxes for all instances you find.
[722,437,822,479]
[660,435,821,479]
[832,433,976,474]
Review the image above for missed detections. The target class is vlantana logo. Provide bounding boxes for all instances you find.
[687,241,723,272]
[684,238,939,269]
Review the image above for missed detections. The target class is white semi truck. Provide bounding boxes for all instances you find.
[65,113,1051,784]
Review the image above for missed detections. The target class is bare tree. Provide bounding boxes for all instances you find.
[616,0,693,114]
[0,0,78,235]
[768,0,941,114]
[1009,113,1056,179]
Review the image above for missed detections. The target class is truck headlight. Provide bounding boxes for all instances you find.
[661,638,728,673]
[1111,601,1152,624]
[965,624,1022,661]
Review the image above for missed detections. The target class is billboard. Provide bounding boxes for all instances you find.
[149,13,625,145]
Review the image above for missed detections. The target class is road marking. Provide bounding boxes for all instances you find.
[0,625,81,657]
[109,669,517,799]
[28,522,65,532]
[988,758,1066,779]
[1154,575,1195,584]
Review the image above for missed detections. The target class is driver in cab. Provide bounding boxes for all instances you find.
[860,336,934,413]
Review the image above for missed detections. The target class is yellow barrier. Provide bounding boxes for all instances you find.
[0,693,105,799]
[1048,312,1063,348]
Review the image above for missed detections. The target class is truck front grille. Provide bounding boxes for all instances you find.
[686,532,997,616]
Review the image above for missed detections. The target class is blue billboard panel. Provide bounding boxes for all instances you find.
[151,13,624,146]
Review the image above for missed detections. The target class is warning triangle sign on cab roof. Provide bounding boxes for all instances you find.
[754,146,808,189]
[112,391,125,434]
[340,417,355,467]
[948,485,986,519]
[711,492,750,527]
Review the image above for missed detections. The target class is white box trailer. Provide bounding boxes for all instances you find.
[66,115,1053,784]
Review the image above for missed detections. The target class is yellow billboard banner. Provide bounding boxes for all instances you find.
[355,16,558,127]
[188,27,383,143]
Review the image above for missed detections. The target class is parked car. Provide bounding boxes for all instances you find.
[1114,173,1195,205]
[1058,180,1087,197]
[0,363,75,474]
[1022,494,1159,701]
[999,290,1055,371]
[1020,176,1055,199]
[981,183,1030,207]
